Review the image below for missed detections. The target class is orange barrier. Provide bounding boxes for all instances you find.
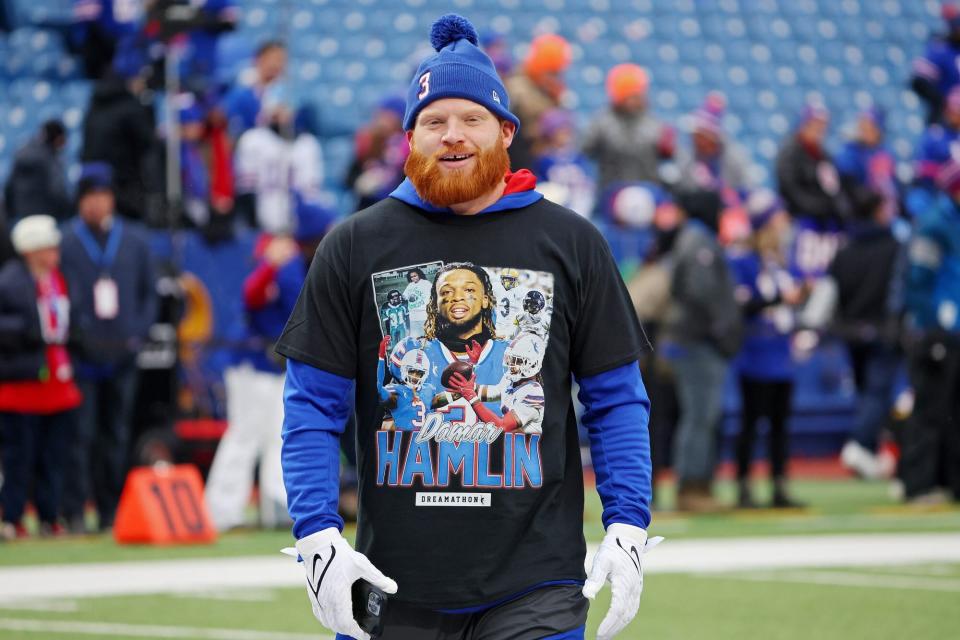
[114,464,217,545]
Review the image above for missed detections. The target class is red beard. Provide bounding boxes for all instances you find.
[404,134,511,208]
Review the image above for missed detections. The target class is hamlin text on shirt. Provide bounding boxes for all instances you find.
[376,424,543,489]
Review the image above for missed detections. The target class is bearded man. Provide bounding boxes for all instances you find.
[276,14,658,640]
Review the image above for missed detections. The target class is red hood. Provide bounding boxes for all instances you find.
[503,169,538,195]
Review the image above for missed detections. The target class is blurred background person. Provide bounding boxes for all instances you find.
[583,63,676,199]
[345,96,407,211]
[0,216,82,540]
[776,103,848,278]
[729,190,808,509]
[911,2,960,124]
[900,160,960,504]
[72,0,145,80]
[204,202,332,530]
[80,55,158,223]
[3,120,72,223]
[221,40,288,139]
[908,87,960,218]
[481,31,514,80]
[661,189,743,512]
[803,191,904,480]
[506,33,571,171]
[676,93,752,201]
[626,186,681,506]
[59,163,158,533]
[234,100,297,233]
[533,108,595,217]
[835,107,900,222]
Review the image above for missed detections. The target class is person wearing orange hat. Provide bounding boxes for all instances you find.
[583,63,676,200]
[505,33,572,171]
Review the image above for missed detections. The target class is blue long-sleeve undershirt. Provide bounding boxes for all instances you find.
[281,358,652,539]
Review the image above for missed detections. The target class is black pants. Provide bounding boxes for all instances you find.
[737,378,794,480]
[62,368,139,527]
[0,410,75,525]
[335,585,588,640]
[901,336,960,499]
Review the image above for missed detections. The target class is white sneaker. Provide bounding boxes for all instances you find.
[841,441,884,480]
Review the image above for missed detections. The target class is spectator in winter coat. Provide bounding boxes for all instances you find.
[3,120,72,222]
[532,108,595,217]
[899,162,960,503]
[346,96,408,211]
[908,88,960,219]
[80,62,158,223]
[729,190,808,509]
[59,163,158,533]
[776,104,848,277]
[583,63,676,198]
[835,108,899,222]
[676,94,752,200]
[0,215,82,540]
[805,191,903,480]
[220,40,288,139]
[911,2,960,124]
[660,189,743,512]
[505,33,571,171]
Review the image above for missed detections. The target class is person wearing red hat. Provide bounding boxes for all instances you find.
[277,14,658,640]
[583,63,675,199]
[504,33,572,171]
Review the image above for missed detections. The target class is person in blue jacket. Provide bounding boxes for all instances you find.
[729,189,809,509]
[275,15,658,640]
[58,162,157,533]
[901,159,960,503]
[911,2,960,124]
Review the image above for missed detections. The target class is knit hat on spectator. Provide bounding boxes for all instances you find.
[606,64,649,106]
[746,188,786,230]
[538,108,574,139]
[403,14,520,132]
[76,162,114,199]
[523,33,571,76]
[293,195,336,242]
[859,105,886,130]
[690,92,727,140]
[11,215,61,254]
[797,102,830,128]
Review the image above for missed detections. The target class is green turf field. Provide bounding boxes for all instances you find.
[0,563,957,639]
[3,478,957,568]
[0,479,957,639]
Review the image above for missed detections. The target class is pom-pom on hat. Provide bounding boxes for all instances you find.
[606,63,649,106]
[11,214,61,254]
[403,14,520,132]
[690,92,727,139]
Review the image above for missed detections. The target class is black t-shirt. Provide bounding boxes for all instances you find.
[276,196,645,608]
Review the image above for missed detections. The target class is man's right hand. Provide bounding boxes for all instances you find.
[296,528,398,640]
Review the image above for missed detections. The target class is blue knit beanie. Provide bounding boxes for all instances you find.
[403,14,520,132]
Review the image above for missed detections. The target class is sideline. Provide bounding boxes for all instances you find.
[0,532,958,603]
[0,618,330,639]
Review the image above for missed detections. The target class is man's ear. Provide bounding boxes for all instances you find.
[501,120,517,148]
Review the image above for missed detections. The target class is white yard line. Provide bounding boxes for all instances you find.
[0,618,330,639]
[712,569,960,592]
[0,532,957,604]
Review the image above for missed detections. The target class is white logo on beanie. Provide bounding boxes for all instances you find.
[491,90,501,104]
[418,72,431,100]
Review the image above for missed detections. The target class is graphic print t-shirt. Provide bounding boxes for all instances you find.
[275,197,646,608]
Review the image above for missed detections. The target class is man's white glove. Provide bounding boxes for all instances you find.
[582,523,663,640]
[290,527,398,640]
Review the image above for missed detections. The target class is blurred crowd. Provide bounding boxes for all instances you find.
[2,1,960,540]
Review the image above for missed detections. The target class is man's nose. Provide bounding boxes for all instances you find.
[441,120,466,145]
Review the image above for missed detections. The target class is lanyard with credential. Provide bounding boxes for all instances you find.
[74,218,123,276]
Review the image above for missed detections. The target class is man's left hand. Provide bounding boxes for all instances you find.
[582,524,663,640]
